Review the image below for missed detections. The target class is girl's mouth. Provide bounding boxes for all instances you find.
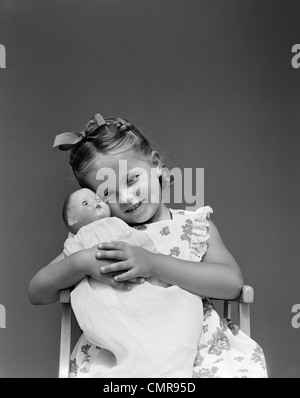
[125,201,143,213]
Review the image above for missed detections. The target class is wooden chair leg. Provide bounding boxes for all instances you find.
[223,301,232,319]
[239,302,251,337]
[58,290,72,378]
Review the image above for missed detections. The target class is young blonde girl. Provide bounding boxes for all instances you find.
[29,113,267,378]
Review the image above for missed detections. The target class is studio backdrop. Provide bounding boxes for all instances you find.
[0,0,299,378]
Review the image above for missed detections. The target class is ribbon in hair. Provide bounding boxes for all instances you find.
[53,113,118,151]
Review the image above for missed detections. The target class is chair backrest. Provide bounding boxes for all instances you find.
[58,285,254,378]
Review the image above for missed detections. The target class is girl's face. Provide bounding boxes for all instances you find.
[82,149,169,225]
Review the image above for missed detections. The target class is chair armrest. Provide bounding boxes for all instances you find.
[60,289,71,304]
[210,285,254,304]
[232,285,254,304]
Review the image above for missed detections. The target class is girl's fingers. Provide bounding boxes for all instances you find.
[98,241,128,251]
[125,277,145,284]
[100,261,130,274]
[113,270,136,282]
[91,274,131,291]
[103,275,131,291]
[96,250,127,261]
[131,277,145,284]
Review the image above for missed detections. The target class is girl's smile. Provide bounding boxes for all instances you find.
[125,200,144,213]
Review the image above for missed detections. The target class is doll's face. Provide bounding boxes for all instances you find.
[68,188,111,231]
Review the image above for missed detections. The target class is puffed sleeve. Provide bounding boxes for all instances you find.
[189,206,213,261]
[63,231,84,256]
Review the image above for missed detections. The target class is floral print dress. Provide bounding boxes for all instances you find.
[69,206,267,378]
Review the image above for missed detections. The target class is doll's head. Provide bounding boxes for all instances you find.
[62,188,111,234]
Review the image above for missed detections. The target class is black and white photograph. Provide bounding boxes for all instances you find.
[0,0,299,379]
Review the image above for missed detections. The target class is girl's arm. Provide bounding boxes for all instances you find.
[97,221,244,300]
[29,250,88,305]
[152,220,243,299]
[28,247,133,305]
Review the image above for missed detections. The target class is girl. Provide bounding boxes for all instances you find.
[29,113,267,378]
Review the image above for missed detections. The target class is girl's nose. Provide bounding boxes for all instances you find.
[119,189,134,203]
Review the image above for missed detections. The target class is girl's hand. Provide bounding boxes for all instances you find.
[82,246,145,290]
[96,241,156,282]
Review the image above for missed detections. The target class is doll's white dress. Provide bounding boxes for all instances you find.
[65,217,203,378]
[69,206,267,378]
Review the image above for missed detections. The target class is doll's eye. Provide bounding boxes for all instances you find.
[82,201,88,206]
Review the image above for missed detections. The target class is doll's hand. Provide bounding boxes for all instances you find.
[96,241,156,282]
[82,246,143,290]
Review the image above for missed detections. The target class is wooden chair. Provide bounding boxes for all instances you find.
[58,285,254,378]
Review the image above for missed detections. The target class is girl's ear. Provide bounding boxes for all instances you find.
[150,151,163,176]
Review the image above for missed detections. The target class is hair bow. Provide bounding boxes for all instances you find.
[53,113,118,151]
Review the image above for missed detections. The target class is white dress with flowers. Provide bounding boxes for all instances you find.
[69,206,267,378]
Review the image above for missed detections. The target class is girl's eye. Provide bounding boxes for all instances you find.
[97,188,110,202]
[127,175,139,184]
[82,201,88,206]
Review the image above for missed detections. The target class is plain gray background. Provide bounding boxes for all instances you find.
[0,0,299,378]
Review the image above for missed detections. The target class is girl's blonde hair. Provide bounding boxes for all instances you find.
[69,116,172,188]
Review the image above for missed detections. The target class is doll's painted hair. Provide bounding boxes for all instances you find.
[62,192,78,234]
